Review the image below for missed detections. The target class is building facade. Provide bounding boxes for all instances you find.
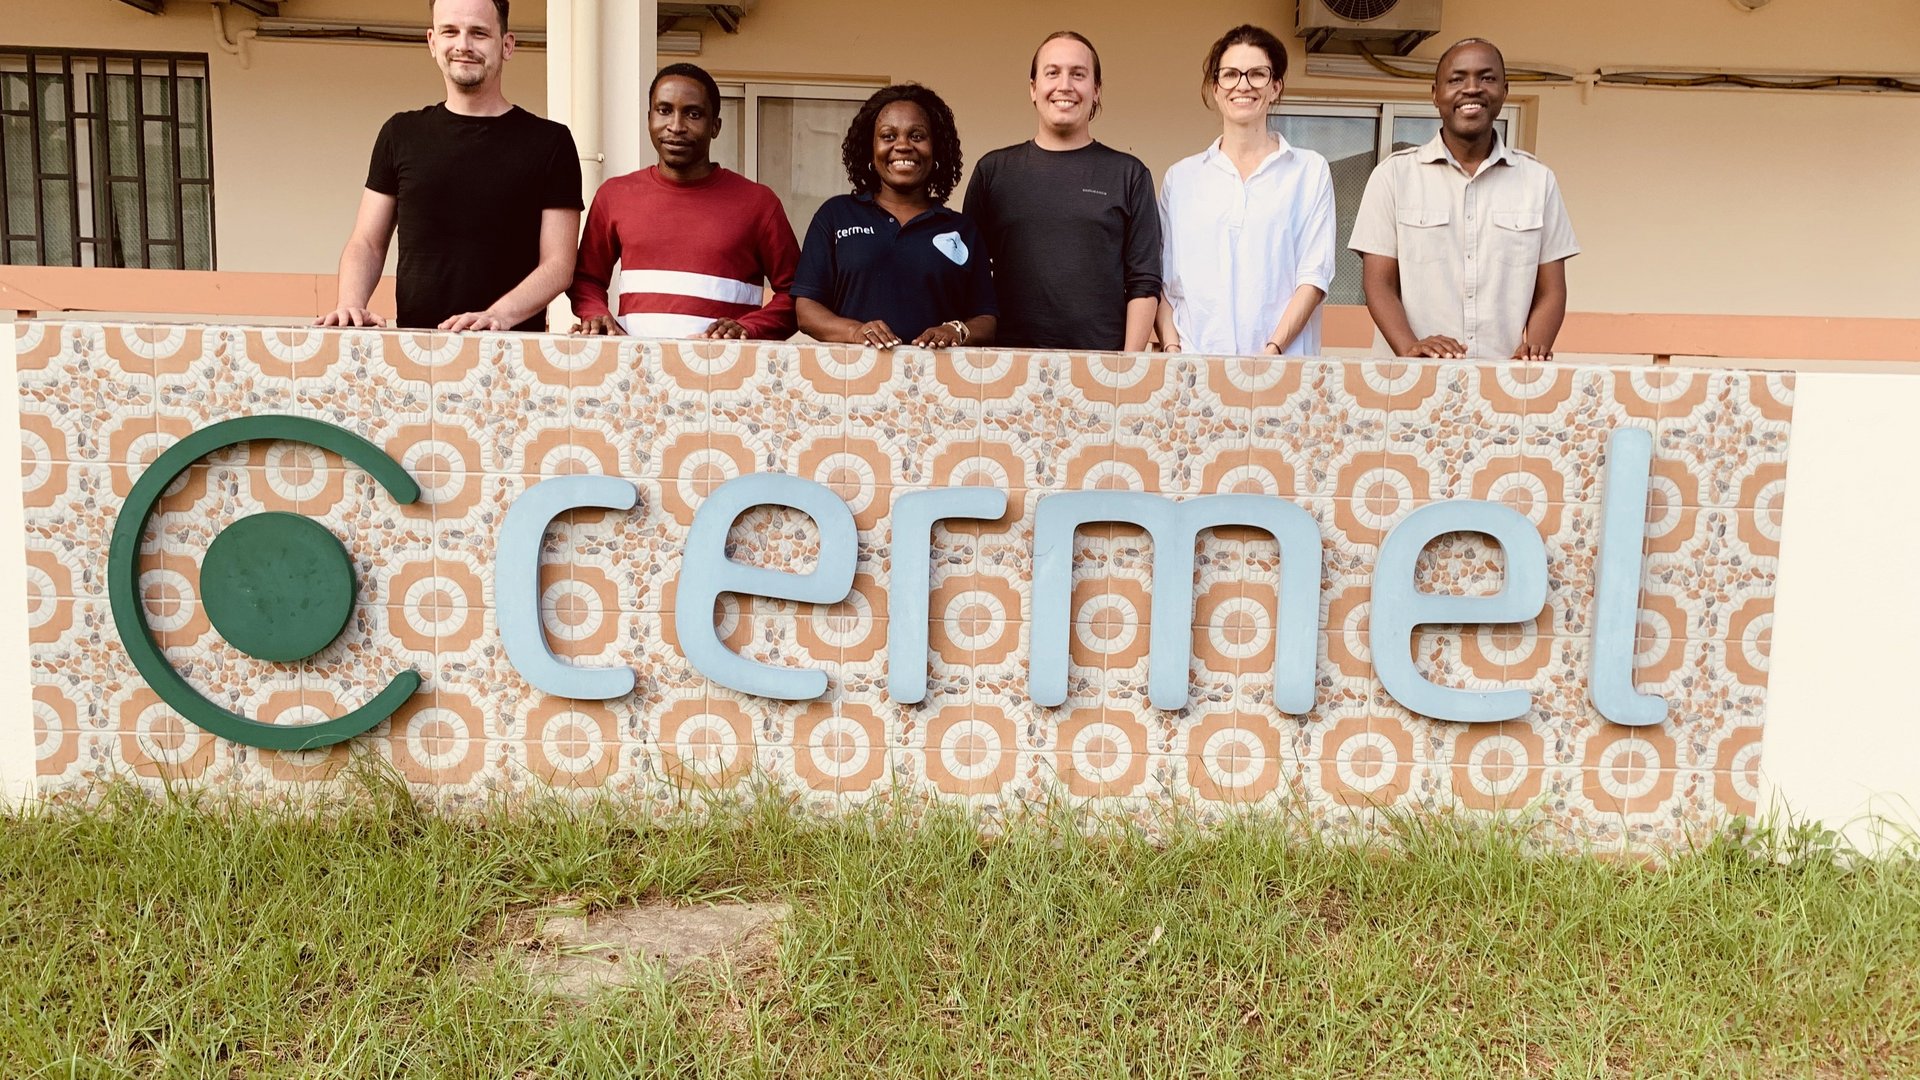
[4,1,1920,845]
[3,0,1916,332]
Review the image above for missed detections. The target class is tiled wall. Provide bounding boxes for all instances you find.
[16,323,1792,848]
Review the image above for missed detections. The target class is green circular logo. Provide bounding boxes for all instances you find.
[108,415,423,752]
[201,511,358,662]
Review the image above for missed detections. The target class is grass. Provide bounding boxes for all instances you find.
[3,774,1919,1078]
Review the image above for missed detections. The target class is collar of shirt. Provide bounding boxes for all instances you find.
[1200,133,1296,180]
[1418,130,1513,177]
[646,164,729,191]
[851,191,955,230]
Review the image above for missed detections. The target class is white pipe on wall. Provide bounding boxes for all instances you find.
[208,2,256,70]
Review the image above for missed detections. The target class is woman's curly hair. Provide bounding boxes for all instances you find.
[841,83,963,204]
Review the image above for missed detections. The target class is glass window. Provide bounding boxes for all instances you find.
[0,48,213,270]
[1273,109,1378,308]
[712,97,743,175]
[1391,115,1509,154]
[1271,100,1518,305]
[717,82,874,241]
[755,97,860,242]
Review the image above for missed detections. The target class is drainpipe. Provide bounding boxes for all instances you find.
[209,2,256,70]
[572,0,605,197]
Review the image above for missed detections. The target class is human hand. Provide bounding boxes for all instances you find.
[853,320,902,349]
[439,310,510,333]
[314,305,386,328]
[1511,337,1553,362]
[1405,335,1467,359]
[572,314,624,336]
[700,318,750,340]
[911,323,965,349]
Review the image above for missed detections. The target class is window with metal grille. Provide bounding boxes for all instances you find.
[1,48,214,270]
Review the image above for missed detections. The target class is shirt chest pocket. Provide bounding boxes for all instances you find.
[1395,206,1452,265]
[1491,208,1545,267]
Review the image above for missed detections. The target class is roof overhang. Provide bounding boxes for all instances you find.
[115,0,282,14]
[658,2,753,34]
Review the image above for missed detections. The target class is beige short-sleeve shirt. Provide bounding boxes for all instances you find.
[1349,133,1579,360]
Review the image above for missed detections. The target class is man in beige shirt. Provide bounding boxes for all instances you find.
[1350,38,1578,361]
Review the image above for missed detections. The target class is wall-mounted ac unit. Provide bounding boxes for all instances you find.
[1297,0,1443,57]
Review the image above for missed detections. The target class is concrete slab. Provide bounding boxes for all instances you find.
[513,901,791,999]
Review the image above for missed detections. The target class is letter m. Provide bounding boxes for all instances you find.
[1030,492,1321,714]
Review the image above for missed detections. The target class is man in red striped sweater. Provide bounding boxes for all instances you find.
[569,63,800,339]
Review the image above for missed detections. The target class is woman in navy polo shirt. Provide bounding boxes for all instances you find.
[792,84,997,350]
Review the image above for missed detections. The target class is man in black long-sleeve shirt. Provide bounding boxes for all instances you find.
[962,30,1161,352]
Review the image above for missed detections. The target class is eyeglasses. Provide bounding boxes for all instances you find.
[1214,66,1276,90]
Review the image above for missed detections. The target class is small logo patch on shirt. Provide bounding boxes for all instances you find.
[932,231,969,266]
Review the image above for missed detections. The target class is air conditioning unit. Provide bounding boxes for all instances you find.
[1296,0,1443,57]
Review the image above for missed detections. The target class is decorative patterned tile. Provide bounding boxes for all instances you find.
[1250,359,1382,500]
[1645,508,1777,642]
[1113,355,1248,495]
[432,335,570,475]
[980,351,1114,493]
[14,325,1795,847]
[1382,364,1523,499]
[18,323,158,466]
[32,679,90,783]
[1521,365,1666,505]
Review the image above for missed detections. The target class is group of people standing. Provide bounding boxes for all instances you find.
[321,0,1578,363]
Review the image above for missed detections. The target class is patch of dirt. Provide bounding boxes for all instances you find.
[508,901,791,1000]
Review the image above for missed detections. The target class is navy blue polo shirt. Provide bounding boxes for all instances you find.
[791,194,997,337]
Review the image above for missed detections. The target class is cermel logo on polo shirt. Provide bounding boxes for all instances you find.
[932,231,968,266]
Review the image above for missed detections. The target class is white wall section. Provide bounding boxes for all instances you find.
[1765,373,1920,850]
[0,319,35,803]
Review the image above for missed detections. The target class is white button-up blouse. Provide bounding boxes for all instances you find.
[1159,136,1337,357]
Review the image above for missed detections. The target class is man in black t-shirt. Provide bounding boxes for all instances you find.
[317,0,582,332]
[962,30,1161,352]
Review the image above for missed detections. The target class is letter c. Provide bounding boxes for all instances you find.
[497,475,639,699]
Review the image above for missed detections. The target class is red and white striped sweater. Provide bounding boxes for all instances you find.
[569,166,800,339]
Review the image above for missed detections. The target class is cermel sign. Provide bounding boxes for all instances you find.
[496,429,1667,729]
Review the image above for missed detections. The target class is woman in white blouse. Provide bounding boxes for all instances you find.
[1155,24,1336,357]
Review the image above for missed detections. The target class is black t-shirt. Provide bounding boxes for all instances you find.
[791,194,997,338]
[366,104,583,331]
[960,140,1162,351]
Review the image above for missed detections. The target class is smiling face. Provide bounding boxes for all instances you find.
[428,0,512,91]
[1030,37,1099,138]
[1212,41,1281,123]
[649,75,719,173]
[872,100,933,196]
[1433,41,1507,142]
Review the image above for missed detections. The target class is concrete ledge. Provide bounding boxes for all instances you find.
[4,267,1916,363]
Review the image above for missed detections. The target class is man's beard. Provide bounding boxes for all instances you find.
[445,58,488,87]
